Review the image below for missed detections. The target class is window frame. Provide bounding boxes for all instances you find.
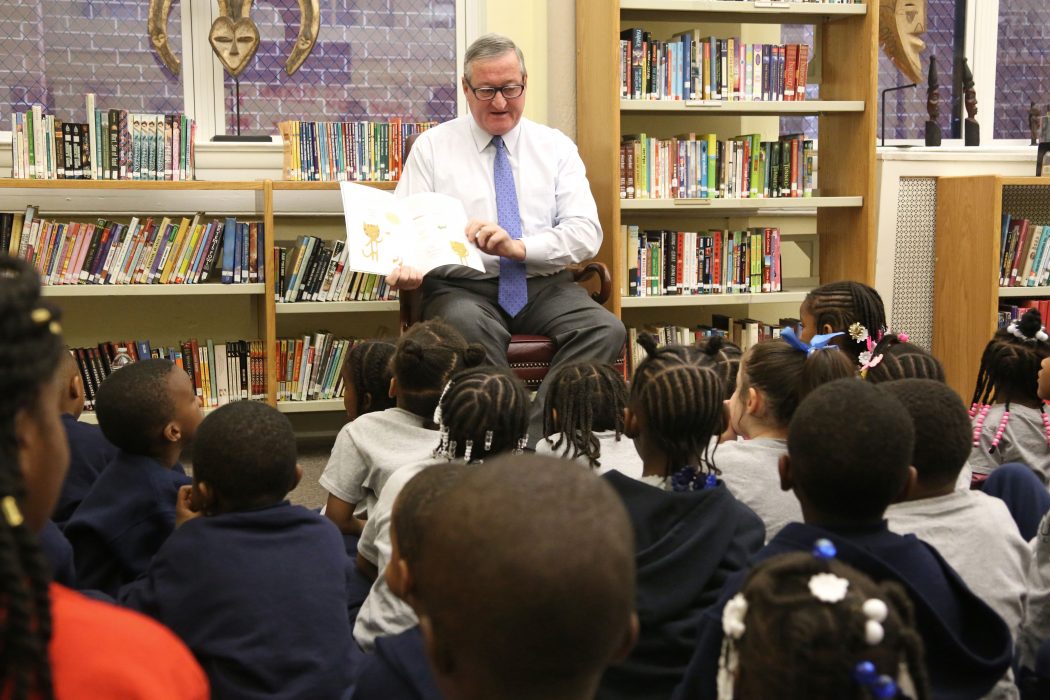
[1,0,478,145]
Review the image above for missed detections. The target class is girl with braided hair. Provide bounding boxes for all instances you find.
[536,361,641,477]
[322,320,484,537]
[720,551,929,700]
[861,333,945,384]
[800,281,887,363]
[353,365,529,652]
[968,308,1050,484]
[695,335,744,401]
[340,339,397,420]
[596,334,764,700]
[0,255,206,699]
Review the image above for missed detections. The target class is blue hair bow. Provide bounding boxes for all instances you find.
[781,326,844,355]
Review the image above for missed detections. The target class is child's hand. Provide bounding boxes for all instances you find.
[175,485,201,528]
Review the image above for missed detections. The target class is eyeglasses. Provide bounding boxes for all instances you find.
[465,80,526,101]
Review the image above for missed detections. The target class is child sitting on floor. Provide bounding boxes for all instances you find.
[968,308,1050,484]
[321,321,483,536]
[340,340,396,421]
[884,379,1028,636]
[536,361,641,478]
[413,455,637,700]
[52,350,116,526]
[717,332,854,540]
[673,379,1014,700]
[598,335,764,700]
[351,462,472,699]
[798,280,887,364]
[0,255,207,699]
[720,551,928,700]
[120,401,357,699]
[64,358,201,595]
[353,365,530,651]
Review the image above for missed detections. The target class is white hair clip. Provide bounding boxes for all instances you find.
[863,598,888,645]
[1006,321,1050,343]
[809,573,850,603]
[432,380,453,425]
[464,439,474,463]
[722,593,748,640]
[848,322,869,343]
[484,429,494,452]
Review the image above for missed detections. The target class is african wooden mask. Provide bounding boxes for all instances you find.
[148,0,320,77]
[878,0,926,84]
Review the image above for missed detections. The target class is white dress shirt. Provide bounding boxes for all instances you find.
[395,115,602,278]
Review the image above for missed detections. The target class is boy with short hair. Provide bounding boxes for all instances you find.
[352,463,471,699]
[120,401,358,699]
[883,379,1029,640]
[673,379,1013,700]
[65,359,200,595]
[53,350,117,526]
[414,455,637,700]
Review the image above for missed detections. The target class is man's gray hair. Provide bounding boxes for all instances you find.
[463,34,527,81]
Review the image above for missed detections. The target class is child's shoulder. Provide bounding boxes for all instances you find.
[351,407,429,430]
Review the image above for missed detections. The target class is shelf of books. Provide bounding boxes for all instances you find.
[41,284,266,297]
[619,99,865,113]
[934,176,1050,398]
[275,300,400,314]
[277,399,345,414]
[576,0,877,326]
[619,0,866,22]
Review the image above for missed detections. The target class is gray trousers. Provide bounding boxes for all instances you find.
[421,270,626,446]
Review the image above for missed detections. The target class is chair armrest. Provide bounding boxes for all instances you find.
[399,287,423,333]
[571,261,612,304]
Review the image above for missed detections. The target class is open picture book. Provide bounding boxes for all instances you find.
[340,182,485,276]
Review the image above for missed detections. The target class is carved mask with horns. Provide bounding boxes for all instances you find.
[148,0,320,77]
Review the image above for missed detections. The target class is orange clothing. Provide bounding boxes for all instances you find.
[48,583,208,699]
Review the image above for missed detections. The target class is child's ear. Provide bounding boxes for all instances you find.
[745,386,762,417]
[69,373,85,403]
[894,465,919,503]
[291,464,303,491]
[386,558,415,602]
[778,453,794,492]
[623,407,639,439]
[193,481,213,513]
[388,376,398,399]
[162,421,181,444]
[821,323,835,336]
[612,613,640,663]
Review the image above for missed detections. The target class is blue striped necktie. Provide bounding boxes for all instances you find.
[492,135,527,316]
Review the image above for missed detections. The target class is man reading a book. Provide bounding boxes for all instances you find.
[388,33,625,445]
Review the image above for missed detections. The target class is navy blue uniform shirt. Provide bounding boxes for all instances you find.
[54,413,117,527]
[672,520,1014,700]
[64,450,190,596]
[120,501,358,700]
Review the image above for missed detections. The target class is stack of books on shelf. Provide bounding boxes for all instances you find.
[71,339,266,411]
[627,316,792,371]
[277,119,435,182]
[999,214,1050,288]
[621,133,815,200]
[621,133,814,200]
[0,211,263,286]
[620,30,810,102]
[277,333,361,402]
[275,237,397,302]
[624,226,783,297]
[9,95,196,180]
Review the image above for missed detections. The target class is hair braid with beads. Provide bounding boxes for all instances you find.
[0,255,65,699]
[971,309,1050,407]
[631,334,724,479]
[436,366,530,462]
[542,362,628,469]
[803,281,887,361]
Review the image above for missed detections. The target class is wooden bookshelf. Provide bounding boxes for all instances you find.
[275,300,400,314]
[276,399,345,414]
[934,175,1050,399]
[575,0,877,323]
[40,283,266,297]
